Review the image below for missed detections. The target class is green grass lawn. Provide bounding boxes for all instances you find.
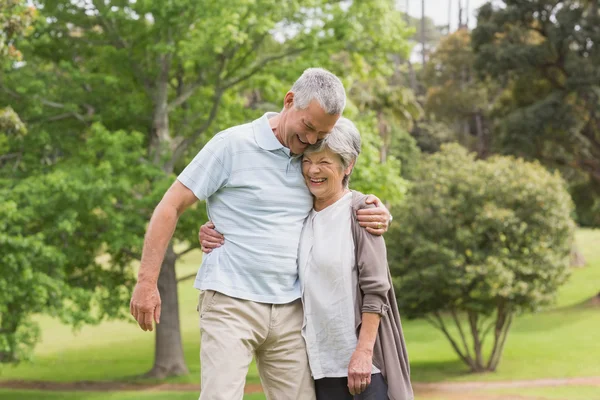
[1,229,599,400]
[0,390,267,400]
[421,385,600,400]
[483,386,600,400]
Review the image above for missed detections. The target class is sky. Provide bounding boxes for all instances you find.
[402,0,496,30]
[400,0,501,61]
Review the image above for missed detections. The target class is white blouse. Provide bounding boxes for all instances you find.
[298,192,379,379]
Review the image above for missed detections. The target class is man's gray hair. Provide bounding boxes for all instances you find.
[304,117,361,187]
[290,68,346,115]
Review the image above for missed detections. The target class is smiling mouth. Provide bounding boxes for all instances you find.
[309,177,326,184]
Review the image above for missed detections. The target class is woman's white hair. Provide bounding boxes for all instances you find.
[290,68,346,115]
[304,117,361,187]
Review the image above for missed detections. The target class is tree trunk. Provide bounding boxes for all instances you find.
[468,311,484,371]
[474,112,487,158]
[421,0,426,66]
[146,59,189,376]
[150,54,172,164]
[570,244,586,268]
[447,0,452,34]
[378,111,389,163]
[145,244,189,378]
[403,1,418,92]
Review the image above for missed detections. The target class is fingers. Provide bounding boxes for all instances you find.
[356,210,388,223]
[201,246,213,254]
[358,219,388,228]
[143,311,153,331]
[201,238,222,251]
[366,227,386,235]
[347,373,359,395]
[130,284,160,332]
[154,302,161,325]
[200,223,224,241]
[364,194,382,207]
[199,222,224,252]
[348,373,370,395]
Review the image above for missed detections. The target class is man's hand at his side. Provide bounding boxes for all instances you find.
[130,180,198,331]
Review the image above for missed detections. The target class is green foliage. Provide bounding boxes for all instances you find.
[0,0,35,62]
[0,0,413,370]
[388,143,575,371]
[472,0,600,226]
[421,29,497,156]
[347,112,408,205]
[0,124,163,363]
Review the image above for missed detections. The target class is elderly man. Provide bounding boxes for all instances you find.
[130,68,391,400]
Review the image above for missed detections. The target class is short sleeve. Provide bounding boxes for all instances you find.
[177,132,232,201]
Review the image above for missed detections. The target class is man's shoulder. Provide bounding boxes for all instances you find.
[211,121,256,148]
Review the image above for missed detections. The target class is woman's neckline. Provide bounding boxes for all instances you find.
[313,190,352,213]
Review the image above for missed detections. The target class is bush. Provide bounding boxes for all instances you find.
[388,144,575,372]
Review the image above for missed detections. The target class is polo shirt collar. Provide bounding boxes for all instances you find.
[254,112,285,152]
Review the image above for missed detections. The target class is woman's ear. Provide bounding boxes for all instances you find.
[344,160,355,176]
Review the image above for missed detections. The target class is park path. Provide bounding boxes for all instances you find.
[1,376,599,399]
[2,376,600,392]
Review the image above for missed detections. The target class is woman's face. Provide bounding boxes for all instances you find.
[302,148,352,200]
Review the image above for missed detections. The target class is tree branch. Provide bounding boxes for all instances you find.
[120,248,142,260]
[450,307,474,363]
[486,302,506,370]
[222,32,271,81]
[479,317,496,347]
[223,47,307,90]
[433,311,474,369]
[424,314,442,330]
[167,79,204,112]
[489,312,513,371]
[468,311,484,369]
[165,88,224,171]
[0,152,21,162]
[177,273,197,283]
[175,245,200,259]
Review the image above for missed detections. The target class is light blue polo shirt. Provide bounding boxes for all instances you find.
[178,113,314,304]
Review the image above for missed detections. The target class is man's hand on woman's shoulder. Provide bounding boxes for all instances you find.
[356,195,391,236]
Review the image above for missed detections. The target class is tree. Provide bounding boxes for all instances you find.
[1,0,412,376]
[0,0,34,169]
[0,0,35,62]
[0,123,162,363]
[471,0,600,226]
[422,28,499,158]
[388,144,575,372]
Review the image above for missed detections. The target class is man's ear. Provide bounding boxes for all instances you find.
[284,91,295,109]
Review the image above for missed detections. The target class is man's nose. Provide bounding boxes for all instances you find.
[306,132,318,145]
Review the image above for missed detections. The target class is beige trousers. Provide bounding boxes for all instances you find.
[197,290,316,400]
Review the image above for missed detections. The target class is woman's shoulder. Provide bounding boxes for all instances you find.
[350,190,375,211]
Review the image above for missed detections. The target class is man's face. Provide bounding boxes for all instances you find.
[279,93,340,155]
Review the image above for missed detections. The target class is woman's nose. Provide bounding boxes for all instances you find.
[308,164,320,174]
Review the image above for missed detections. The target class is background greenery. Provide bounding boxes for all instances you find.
[2,0,600,399]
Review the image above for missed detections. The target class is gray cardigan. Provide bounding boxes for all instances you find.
[351,191,414,400]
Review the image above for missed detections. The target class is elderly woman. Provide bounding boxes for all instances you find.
[299,117,413,400]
